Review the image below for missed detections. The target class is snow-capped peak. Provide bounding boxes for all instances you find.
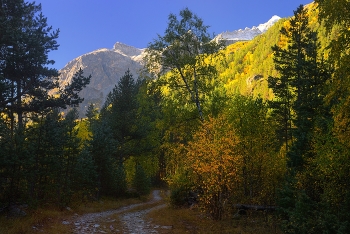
[257,15,281,33]
[214,15,281,45]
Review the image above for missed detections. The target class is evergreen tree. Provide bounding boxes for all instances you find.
[133,163,151,196]
[18,108,84,206]
[0,0,91,207]
[73,147,97,200]
[268,5,329,170]
[0,0,90,133]
[310,1,350,232]
[86,118,126,197]
[270,5,334,233]
[136,78,164,185]
[102,70,142,162]
[59,108,82,206]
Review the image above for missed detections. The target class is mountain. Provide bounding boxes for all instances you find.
[58,42,145,117]
[58,16,281,117]
[257,15,281,32]
[214,15,281,45]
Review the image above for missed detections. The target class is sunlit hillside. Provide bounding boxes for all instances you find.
[216,2,334,100]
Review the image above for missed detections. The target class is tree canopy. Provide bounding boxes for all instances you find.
[144,8,224,121]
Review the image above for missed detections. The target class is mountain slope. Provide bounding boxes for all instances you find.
[58,42,145,117]
[217,3,330,99]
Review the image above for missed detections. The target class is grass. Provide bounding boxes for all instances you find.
[145,191,283,234]
[146,206,283,234]
[0,206,72,234]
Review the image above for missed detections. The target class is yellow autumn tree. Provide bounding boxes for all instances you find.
[227,95,286,205]
[185,115,242,220]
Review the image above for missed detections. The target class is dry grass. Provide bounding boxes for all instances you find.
[146,204,283,234]
[0,196,146,234]
[0,206,72,234]
[0,191,282,234]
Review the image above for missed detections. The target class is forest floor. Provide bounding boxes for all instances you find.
[0,189,282,233]
[66,189,281,234]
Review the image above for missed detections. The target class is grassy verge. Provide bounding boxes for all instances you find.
[146,192,282,234]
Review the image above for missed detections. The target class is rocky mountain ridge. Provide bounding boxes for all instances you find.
[58,42,145,117]
[214,15,281,45]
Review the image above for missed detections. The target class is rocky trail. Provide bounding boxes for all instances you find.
[68,190,172,233]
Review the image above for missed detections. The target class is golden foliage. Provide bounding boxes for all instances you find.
[184,115,242,219]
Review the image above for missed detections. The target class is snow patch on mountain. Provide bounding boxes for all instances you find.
[257,15,281,32]
[214,15,281,45]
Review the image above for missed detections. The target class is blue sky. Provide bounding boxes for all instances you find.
[36,0,312,70]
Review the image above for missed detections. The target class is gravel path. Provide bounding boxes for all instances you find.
[68,190,171,233]
[119,203,168,233]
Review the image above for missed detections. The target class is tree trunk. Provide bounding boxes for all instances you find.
[233,204,276,212]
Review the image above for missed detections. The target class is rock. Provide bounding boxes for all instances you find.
[93,224,100,228]
[57,42,145,117]
[62,221,70,225]
[8,204,27,217]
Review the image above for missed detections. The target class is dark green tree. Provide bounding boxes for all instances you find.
[270,5,333,233]
[0,0,90,133]
[86,103,98,124]
[133,163,151,196]
[86,118,126,198]
[73,147,97,201]
[136,78,165,185]
[101,70,143,162]
[268,5,329,170]
[310,1,350,232]
[0,0,91,208]
[25,109,84,206]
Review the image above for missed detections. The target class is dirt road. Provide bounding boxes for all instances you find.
[71,190,171,233]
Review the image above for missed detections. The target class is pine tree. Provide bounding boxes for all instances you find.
[101,70,142,162]
[0,0,91,207]
[268,5,329,170]
[270,5,332,233]
[0,0,90,133]
[86,118,124,198]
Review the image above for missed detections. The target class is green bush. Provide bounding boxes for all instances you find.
[133,163,151,196]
